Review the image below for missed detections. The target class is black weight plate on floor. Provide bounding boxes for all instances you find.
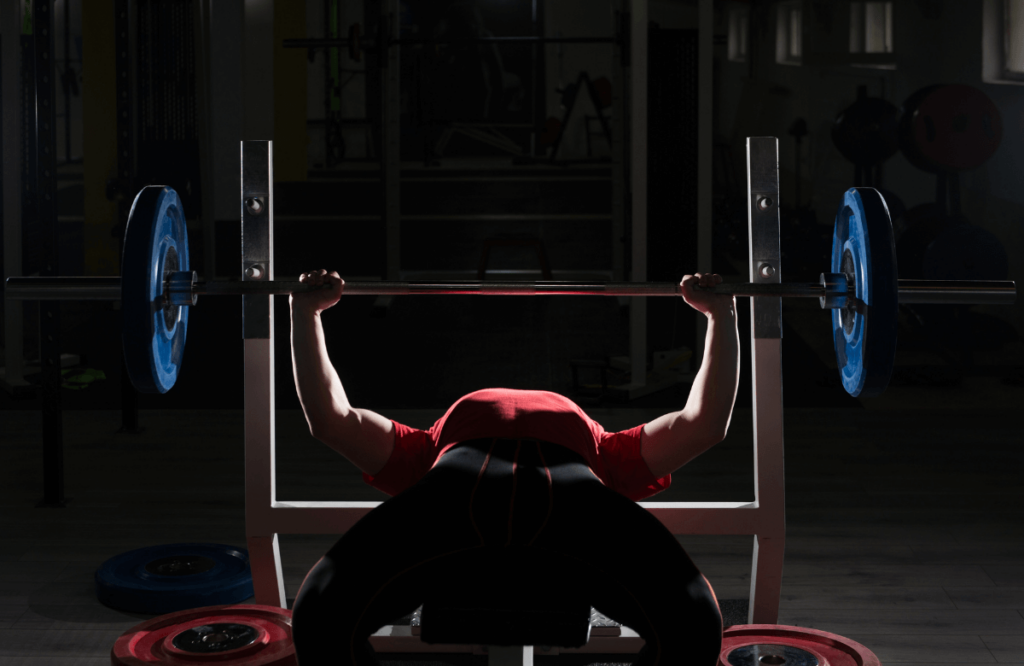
[121,186,190,394]
[96,543,253,614]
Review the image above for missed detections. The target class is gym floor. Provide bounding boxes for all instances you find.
[2,289,1024,665]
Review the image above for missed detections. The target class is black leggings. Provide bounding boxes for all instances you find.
[292,438,722,666]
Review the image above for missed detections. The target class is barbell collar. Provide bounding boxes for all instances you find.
[819,272,850,309]
[166,271,198,306]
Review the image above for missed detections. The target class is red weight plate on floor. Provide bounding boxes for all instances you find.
[720,624,881,666]
[111,604,294,666]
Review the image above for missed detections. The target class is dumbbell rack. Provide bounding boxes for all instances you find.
[239,137,786,652]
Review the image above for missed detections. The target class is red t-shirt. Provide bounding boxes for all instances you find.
[361,388,671,501]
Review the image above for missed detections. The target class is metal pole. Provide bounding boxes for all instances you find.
[695,0,713,364]
[610,0,626,282]
[529,0,540,158]
[114,0,139,434]
[1,0,30,395]
[629,0,648,394]
[62,0,70,162]
[34,0,67,508]
[383,0,400,282]
[193,0,216,286]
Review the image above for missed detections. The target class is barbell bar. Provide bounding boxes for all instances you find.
[2,185,1019,397]
[4,275,1017,306]
[283,36,618,49]
[282,21,624,62]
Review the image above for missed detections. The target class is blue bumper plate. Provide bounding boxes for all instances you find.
[95,543,254,615]
[831,188,899,397]
[121,186,189,394]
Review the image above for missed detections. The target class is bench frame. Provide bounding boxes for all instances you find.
[238,131,785,655]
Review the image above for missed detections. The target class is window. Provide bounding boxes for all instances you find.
[850,1,893,54]
[1004,0,1024,79]
[776,1,802,65]
[728,7,749,62]
[982,0,1024,84]
[849,1,894,68]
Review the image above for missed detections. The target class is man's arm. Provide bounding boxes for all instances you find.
[642,273,740,479]
[290,270,394,476]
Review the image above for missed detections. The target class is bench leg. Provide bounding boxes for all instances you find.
[487,645,533,666]
[248,533,286,607]
[748,532,785,624]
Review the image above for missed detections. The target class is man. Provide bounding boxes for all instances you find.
[289,269,740,666]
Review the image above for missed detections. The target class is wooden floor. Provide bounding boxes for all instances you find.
[2,397,1023,665]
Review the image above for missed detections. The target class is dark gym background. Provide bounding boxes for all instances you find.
[2,2,1024,665]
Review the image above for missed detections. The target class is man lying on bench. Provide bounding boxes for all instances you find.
[288,269,740,666]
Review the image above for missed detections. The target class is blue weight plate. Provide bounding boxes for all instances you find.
[95,543,254,615]
[831,188,899,397]
[121,186,189,394]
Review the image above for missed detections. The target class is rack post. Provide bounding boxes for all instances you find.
[242,140,286,608]
[745,136,786,623]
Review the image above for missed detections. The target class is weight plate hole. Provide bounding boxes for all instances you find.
[171,622,258,653]
[163,246,180,333]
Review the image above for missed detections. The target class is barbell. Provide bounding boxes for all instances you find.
[282,23,621,62]
[4,186,1016,397]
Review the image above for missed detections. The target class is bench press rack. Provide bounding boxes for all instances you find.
[239,135,786,655]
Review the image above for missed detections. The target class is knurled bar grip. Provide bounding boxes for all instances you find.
[4,276,1017,305]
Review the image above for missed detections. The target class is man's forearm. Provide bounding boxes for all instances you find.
[681,307,741,439]
[290,305,352,433]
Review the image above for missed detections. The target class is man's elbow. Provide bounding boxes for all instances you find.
[709,410,733,444]
[306,408,352,443]
[700,430,727,456]
[692,416,728,449]
[308,422,331,445]
[714,422,731,445]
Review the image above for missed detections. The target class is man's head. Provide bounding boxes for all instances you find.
[434,388,594,450]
